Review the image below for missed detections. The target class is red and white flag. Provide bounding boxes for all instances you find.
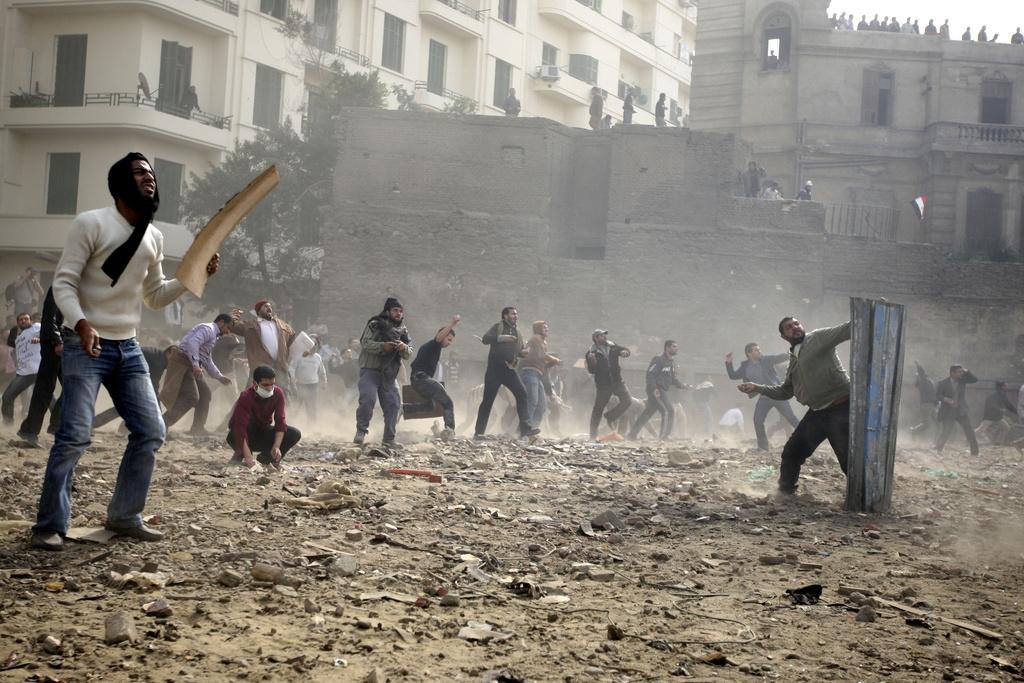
[911,195,927,220]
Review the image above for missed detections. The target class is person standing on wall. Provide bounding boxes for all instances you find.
[655,93,667,127]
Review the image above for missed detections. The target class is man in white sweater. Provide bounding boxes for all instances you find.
[31,152,220,551]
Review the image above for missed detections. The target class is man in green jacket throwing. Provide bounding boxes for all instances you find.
[738,316,851,495]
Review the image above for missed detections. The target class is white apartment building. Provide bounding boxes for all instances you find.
[0,0,694,303]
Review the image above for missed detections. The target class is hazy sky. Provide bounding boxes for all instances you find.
[828,0,1021,39]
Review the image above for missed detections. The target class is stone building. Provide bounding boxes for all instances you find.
[320,109,1024,392]
[690,0,1024,257]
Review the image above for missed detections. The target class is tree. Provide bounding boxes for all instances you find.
[181,70,385,326]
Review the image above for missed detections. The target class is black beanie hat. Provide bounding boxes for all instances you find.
[383,297,402,312]
[107,152,160,209]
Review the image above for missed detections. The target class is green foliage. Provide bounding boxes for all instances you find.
[443,95,478,115]
[391,85,419,111]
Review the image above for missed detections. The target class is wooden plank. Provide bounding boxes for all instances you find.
[873,598,1003,640]
[846,298,906,513]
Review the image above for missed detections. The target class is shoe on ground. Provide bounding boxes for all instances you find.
[104,522,164,542]
[188,428,211,437]
[15,430,40,447]
[474,433,487,441]
[31,531,63,551]
[353,431,366,445]
[521,426,541,438]
[439,427,455,441]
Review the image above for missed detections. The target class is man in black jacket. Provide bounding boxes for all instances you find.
[975,381,1017,445]
[628,340,686,440]
[725,342,799,450]
[16,288,63,445]
[935,364,979,455]
[586,329,633,439]
[474,306,539,439]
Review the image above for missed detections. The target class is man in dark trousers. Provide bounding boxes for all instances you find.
[934,364,979,455]
[738,317,851,495]
[410,314,460,438]
[474,306,539,439]
[628,340,686,440]
[909,361,937,438]
[796,180,813,200]
[655,93,667,127]
[227,365,301,468]
[354,297,411,446]
[586,329,633,439]
[975,381,1017,445]
[725,342,799,450]
[16,288,63,445]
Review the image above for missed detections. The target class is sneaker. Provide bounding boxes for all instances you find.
[31,531,63,551]
[104,522,164,542]
[521,426,541,438]
[15,430,40,447]
[353,431,366,445]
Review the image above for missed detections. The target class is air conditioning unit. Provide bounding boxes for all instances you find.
[622,12,635,31]
[537,65,561,81]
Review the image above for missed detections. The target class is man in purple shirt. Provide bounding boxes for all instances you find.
[159,313,232,435]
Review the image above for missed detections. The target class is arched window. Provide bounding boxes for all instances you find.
[762,13,791,69]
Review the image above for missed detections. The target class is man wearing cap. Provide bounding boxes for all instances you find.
[31,152,221,551]
[355,297,412,445]
[228,299,295,382]
[796,180,813,201]
[585,330,633,440]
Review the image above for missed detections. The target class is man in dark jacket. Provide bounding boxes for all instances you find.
[934,364,979,455]
[474,306,539,439]
[16,288,63,445]
[354,297,412,446]
[628,340,686,440]
[586,329,633,439]
[975,381,1017,445]
[725,342,799,450]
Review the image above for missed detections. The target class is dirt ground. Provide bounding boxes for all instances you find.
[0,425,1022,683]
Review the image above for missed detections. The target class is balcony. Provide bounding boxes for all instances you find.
[0,215,192,258]
[5,92,231,150]
[825,203,899,242]
[412,81,476,112]
[530,66,594,106]
[311,40,372,69]
[419,0,483,38]
[12,0,238,35]
[928,121,1024,155]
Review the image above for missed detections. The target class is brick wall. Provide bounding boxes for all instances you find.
[320,110,1024,387]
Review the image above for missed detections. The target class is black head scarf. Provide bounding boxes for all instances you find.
[101,152,160,286]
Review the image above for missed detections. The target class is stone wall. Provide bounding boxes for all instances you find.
[320,110,1024,396]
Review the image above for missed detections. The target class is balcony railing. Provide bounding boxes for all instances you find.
[7,91,231,130]
[317,41,372,68]
[435,0,484,20]
[413,81,477,107]
[825,203,899,241]
[951,122,1024,144]
[196,0,239,15]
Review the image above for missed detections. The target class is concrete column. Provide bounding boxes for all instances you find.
[1005,162,1021,253]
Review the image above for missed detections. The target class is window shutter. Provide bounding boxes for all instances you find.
[861,70,879,125]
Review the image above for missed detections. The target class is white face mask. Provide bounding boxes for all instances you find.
[255,385,275,399]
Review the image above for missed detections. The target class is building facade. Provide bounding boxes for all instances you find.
[690,0,1024,258]
[0,0,694,306]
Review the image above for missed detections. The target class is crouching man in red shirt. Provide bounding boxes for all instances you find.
[227,365,301,468]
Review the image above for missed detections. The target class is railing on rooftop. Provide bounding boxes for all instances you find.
[196,0,239,16]
[825,203,899,242]
[435,0,484,21]
[7,91,231,130]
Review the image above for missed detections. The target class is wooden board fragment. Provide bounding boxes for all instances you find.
[401,384,444,420]
[175,165,280,297]
[846,298,906,513]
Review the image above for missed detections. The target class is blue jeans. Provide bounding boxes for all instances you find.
[34,337,165,536]
[520,369,547,427]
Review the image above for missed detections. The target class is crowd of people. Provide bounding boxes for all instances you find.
[829,13,1023,44]
[3,152,1022,553]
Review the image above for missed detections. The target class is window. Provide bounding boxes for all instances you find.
[568,54,598,85]
[497,0,516,25]
[158,40,193,117]
[861,70,894,126]
[761,13,791,69]
[153,159,184,223]
[260,0,287,20]
[45,153,80,215]
[577,0,602,10]
[305,89,331,138]
[312,0,338,50]
[493,59,512,108]
[382,13,405,72]
[981,79,1011,124]
[621,11,635,31]
[253,63,283,128]
[542,42,558,67]
[53,35,87,107]
[427,40,447,95]
[965,189,1004,259]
